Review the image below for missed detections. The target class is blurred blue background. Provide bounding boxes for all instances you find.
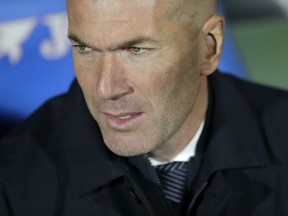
[0,0,75,130]
[0,0,287,136]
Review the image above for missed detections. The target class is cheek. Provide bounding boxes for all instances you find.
[145,55,196,98]
[148,53,200,115]
[73,55,96,92]
[132,62,184,117]
[72,57,102,117]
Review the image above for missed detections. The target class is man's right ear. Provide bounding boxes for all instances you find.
[200,15,225,76]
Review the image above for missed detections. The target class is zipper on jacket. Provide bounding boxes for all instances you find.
[185,181,208,216]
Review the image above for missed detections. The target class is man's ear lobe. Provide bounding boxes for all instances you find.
[200,15,225,76]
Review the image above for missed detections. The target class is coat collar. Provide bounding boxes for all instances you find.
[200,72,274,179]
[63,80,125,198]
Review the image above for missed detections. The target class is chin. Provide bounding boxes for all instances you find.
[104,138,154,157]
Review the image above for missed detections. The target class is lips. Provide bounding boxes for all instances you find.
[103,112,144,130]
[117,114,134,120]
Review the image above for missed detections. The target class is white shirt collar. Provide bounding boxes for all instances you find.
[149,121,205,166]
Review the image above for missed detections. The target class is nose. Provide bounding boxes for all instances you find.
[96,53,133,100]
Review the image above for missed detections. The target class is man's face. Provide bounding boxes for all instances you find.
[67,0,207,157]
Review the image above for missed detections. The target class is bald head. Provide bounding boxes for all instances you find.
[166,0,218,29]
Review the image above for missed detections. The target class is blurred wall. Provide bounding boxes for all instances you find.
[222,0,288,90]
[0,1,74,124]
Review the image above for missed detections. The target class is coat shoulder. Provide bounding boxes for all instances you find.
[217,72,288,112]
[0,85,72,177]
[216,72,288,162]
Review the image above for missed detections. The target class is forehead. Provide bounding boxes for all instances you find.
[66,0,182,47]
[66,0,170,24]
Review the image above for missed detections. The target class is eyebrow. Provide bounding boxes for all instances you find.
[68,34,85,45]
[68,33,95,49]
[68,33,157,51]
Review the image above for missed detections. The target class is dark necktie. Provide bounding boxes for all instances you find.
[155,162,188,203]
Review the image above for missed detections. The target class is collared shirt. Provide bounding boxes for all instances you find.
[149,121,205,166]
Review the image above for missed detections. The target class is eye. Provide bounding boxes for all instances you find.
[78,44,87,51]
[130,47,150,55]
[73,44,92,54]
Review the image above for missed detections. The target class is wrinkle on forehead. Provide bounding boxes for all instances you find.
[66,0,169,50]
[65,0,217,47]
[87,20,129,25]
[68,0,160,25]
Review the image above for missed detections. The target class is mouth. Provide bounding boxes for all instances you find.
[103,112,144,130]
[117,114,135,120]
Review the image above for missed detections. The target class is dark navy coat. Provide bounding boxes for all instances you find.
[0,72,288,216]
